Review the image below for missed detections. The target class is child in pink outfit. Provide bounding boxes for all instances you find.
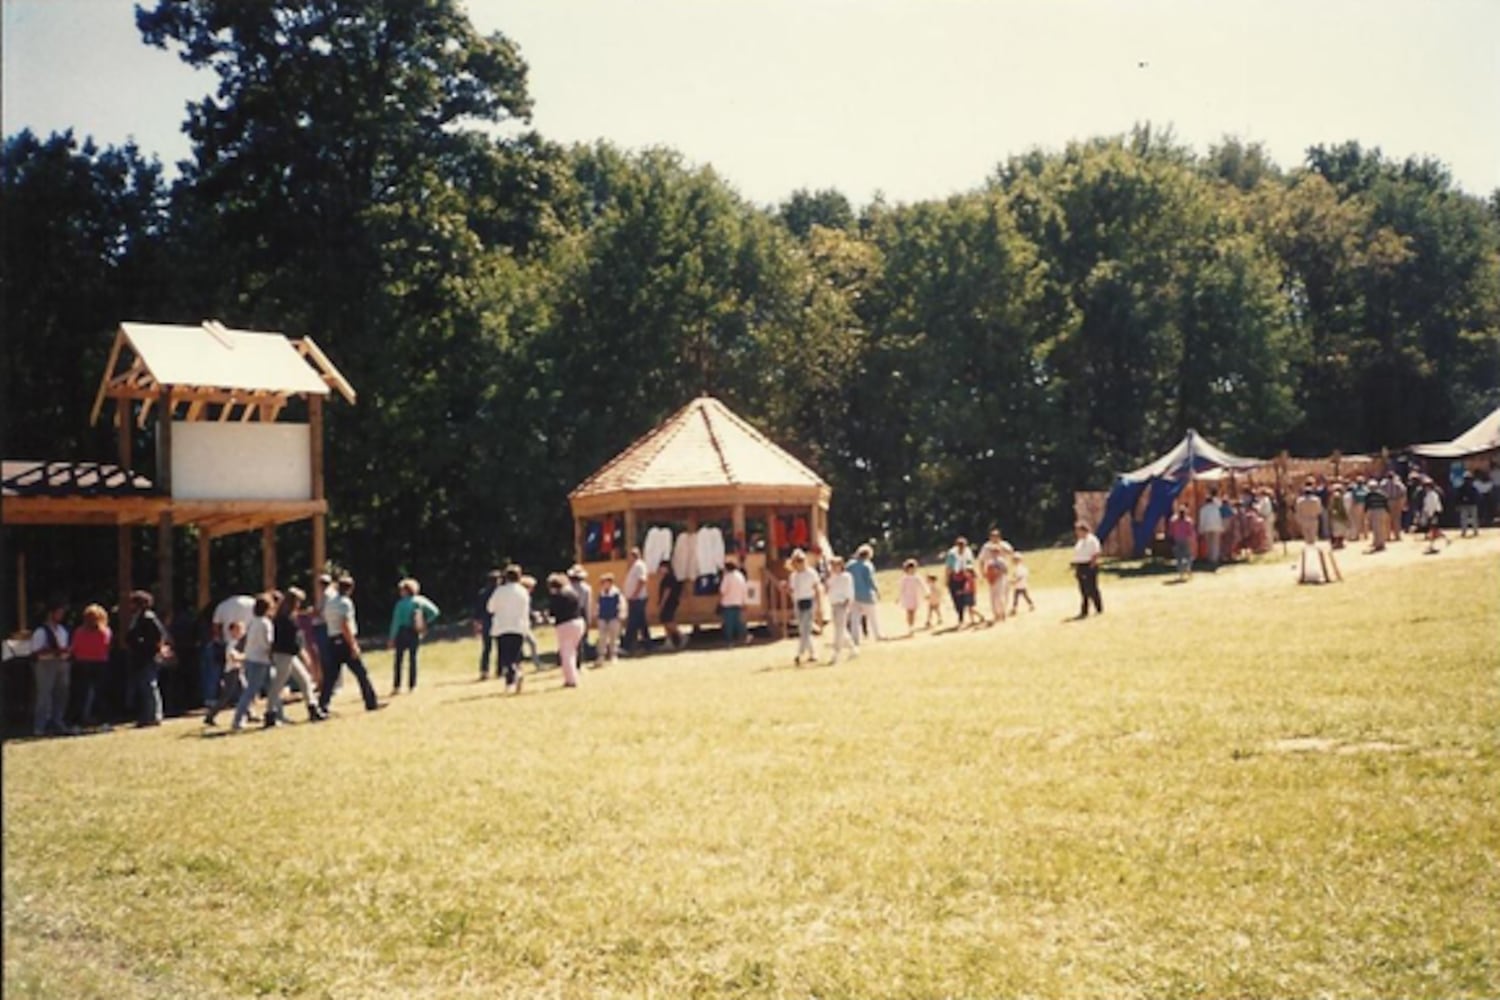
[897,559,927,634]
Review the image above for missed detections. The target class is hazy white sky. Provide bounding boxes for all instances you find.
[5,0,1498,206]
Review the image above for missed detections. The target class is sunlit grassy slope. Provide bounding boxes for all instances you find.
[5,536,1498,998]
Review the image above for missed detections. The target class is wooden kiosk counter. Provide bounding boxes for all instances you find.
[567,397,831,635]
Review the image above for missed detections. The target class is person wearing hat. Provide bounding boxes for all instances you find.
[568,565,595,664]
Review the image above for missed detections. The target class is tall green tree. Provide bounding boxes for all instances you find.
[1,130,170,459]
[137,0,538,600]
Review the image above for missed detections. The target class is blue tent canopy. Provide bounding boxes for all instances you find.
[1095,430,1261,555]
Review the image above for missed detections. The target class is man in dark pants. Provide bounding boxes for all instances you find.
[474,569,501,679]
[622,547,651,655]
[317,576,381,714]
[1071,522,1103,619]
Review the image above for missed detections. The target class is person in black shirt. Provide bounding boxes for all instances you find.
[124,590,169,727]
[657,560,686,651]
[546,573,585,688]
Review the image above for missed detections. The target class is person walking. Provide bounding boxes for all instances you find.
[848,544,884,643]
[896,559,926,635]
[824,556,858,664]
[1071,522,1103,619]
[787,549,822,666]
[943,537,979,627]
[317,576,381,715]
[568,566,595,664]
[231,594,277,732]
[267,588,326,723]
[548,573,586,689]
[978,529,1012,624]
[388,577,440,694]
[486,566,532,693]
[474,570,501,680]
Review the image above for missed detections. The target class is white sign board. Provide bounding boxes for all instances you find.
[168,421,312,500]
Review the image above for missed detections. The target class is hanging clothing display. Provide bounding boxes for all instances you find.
[643,526,674,572]
[581,516,625,560]
[671,530,699,581]
[695,526,726,576]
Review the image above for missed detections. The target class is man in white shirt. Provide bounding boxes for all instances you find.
[978,529,1013,624]
[1198,494,1225,564]
[487,565,533,692]
[718,557,750,645]
[317,576,381,713]
[568,566,595,664]
[30,600,71,736]
[622,547,651,655]
[1071,521,1103,619]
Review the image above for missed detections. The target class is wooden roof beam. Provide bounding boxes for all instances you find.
[89,331,126,427]
[294,337,357,404]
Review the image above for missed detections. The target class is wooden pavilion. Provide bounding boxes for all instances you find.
[568,396,831,632]
[2,321,355,620]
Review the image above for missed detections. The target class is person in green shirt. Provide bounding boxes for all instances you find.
[388,578,440,695]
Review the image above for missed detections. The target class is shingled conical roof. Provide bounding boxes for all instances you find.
[570,396,827,504]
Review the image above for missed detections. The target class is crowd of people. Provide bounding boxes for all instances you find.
[19,572,441,737]
[16,461,1492,736]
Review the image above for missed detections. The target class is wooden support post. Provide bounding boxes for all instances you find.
[117,401,133,470]
[157,390,173,495]
[262,523,277,591]
[16,549,27,630]
[732,503,746,557]
[624,508,638,554]
[157,512,174,617]
[573,516,584,565]
[197,529,211,612]
[117,525,132,629]
[310,397,325,585]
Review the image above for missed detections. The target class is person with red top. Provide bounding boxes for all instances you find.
[69,603,113,728]
[1169,506,1196,581]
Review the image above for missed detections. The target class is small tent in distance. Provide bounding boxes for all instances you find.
[1094,430,1262,556]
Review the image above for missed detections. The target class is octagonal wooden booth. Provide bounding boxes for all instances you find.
[567,396,831,634]
[3,321,355,621]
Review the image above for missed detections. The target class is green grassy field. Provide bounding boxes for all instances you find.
[5,538,1498,999]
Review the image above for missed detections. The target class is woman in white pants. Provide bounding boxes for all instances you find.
[824,557,859,664]
[787,550,822,666]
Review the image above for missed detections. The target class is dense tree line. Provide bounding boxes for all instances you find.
[4,0,1498,622]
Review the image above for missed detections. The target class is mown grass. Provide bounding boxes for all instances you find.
[5,538,1498,998]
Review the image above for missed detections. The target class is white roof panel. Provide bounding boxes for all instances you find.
[121,322,330,395]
